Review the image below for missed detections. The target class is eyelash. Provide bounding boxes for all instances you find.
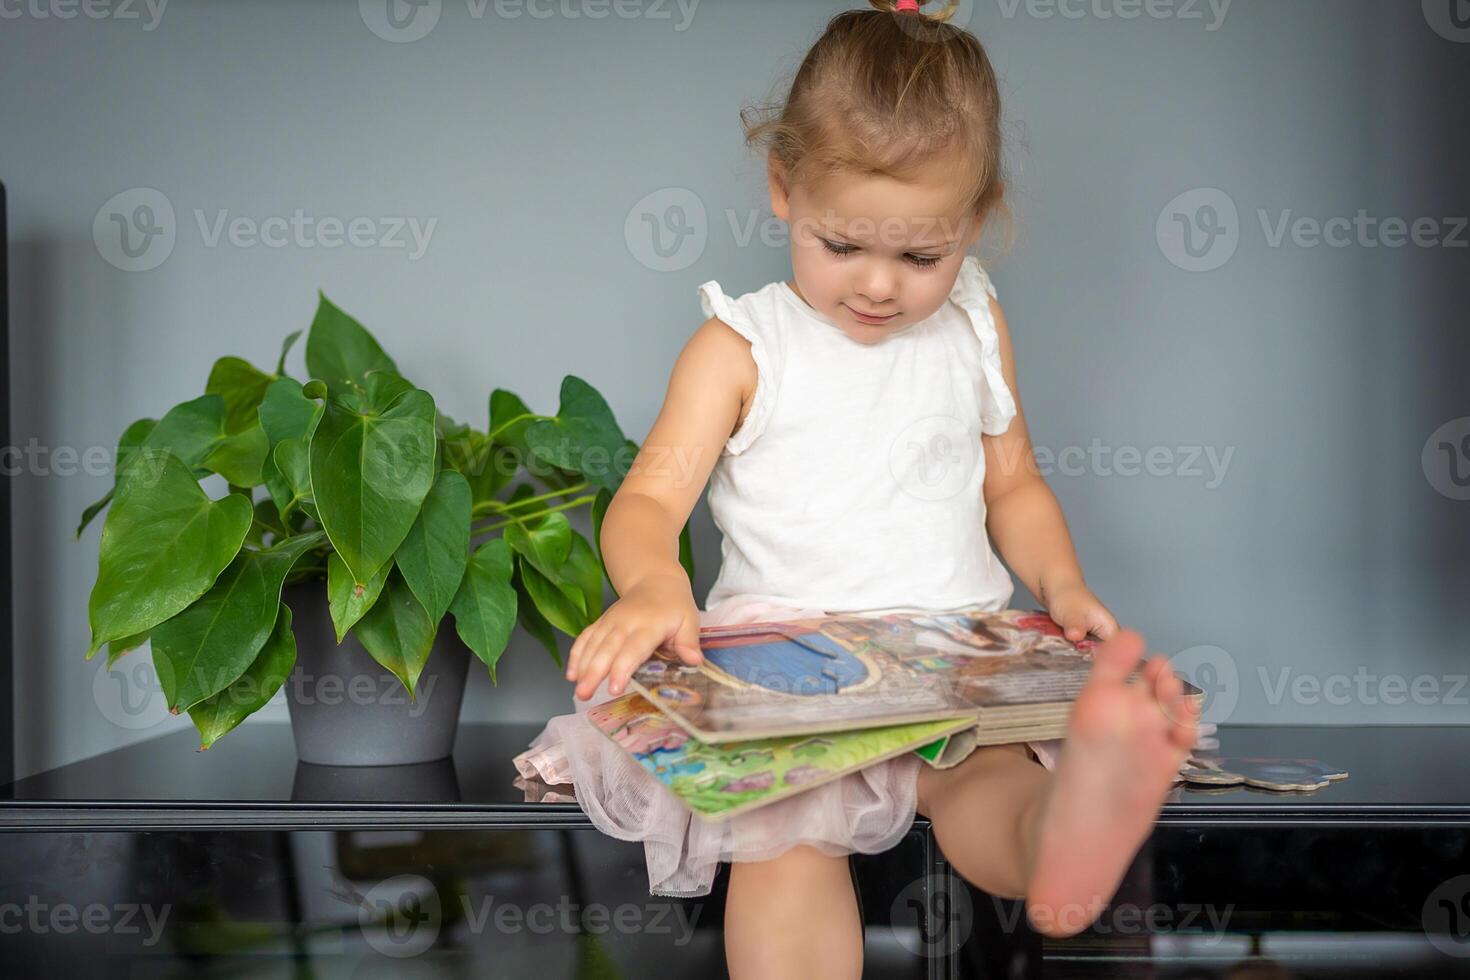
[819,239,943,269]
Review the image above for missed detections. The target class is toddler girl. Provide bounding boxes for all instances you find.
[515,2,1199,975]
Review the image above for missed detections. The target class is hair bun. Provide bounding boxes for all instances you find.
[867,0,961,20]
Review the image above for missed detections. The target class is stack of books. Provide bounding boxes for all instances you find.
[586,607,1204,821]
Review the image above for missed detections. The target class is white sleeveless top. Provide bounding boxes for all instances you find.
[697,255,1019,618]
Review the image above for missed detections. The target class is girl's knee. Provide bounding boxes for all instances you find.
[917,741,1040,815]
[728,845,850,887]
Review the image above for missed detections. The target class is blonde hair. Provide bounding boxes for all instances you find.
[742,0,1007,230]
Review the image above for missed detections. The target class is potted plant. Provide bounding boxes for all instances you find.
[77,294,694,765]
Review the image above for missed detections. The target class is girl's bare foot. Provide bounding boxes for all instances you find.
[1024,629,1199,938]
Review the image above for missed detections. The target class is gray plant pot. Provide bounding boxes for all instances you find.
[281,579,471,767]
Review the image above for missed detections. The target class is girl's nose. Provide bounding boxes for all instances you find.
[856,261,898,305]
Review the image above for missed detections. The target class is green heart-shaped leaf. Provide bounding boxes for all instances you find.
[202,420,269,487]
[151,530,325,712]
[276,330,302,377]
[87,449,254,657]
[77,396,231,540]
[504,511,573,577]
[488,389,537,450]
[305,293,400,395]
[105,630,150,670]
[76,417,159,538]
[327,551,389,643]
[258,376,322,448]
[512,561,561,667]
[187,602,297,750]
[516,553,591,638]
[264,438,315,522]
[449,538,517,683]
[309,384,437,586]
[205,356,275,434]
[440,415,510,503]
[351,567,436,699]
[522,376,630,492]
[395,469,471,624]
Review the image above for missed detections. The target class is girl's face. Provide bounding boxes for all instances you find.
[768,158,985,345]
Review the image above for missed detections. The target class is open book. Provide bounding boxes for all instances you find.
[585,607,1204,821]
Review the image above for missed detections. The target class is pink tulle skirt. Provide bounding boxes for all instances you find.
[511,597,1066,898]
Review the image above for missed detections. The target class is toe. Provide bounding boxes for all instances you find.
[1089,629,1146,684]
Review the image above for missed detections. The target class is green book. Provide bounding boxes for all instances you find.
[587,693,976,822]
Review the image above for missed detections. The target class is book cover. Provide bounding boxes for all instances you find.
[585,692,977,822]
[628,607,1200,743]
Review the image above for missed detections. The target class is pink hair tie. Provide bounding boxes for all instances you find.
[895,0,921,11]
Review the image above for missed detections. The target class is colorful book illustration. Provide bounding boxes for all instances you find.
[627,607,1204,744]
[585,692,978,821]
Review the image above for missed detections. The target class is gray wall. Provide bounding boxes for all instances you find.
[2,0,1466,777]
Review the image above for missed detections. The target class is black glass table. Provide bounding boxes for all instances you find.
[2,723,1468,978]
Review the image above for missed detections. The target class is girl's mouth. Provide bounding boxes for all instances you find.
[846,305,899,325]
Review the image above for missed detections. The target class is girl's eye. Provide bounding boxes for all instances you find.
[819,239,941,269]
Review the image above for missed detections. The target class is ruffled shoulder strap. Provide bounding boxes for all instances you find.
[696,279,781,455]
[948,255,1017,436]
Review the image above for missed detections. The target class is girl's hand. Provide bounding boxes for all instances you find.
[565,571,705,702]
[1043,580,1119,645]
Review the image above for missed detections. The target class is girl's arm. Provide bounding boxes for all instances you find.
[980,297,1120,643]
[564,316,757,700]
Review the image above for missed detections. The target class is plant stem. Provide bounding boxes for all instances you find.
[474,494,598,533]
[471,481,589,518]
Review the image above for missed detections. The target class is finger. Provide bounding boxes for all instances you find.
[1090,609,1119,641]
[607,648,653,697]
[1166,691,1200,747]
[1152,659,1184,702]
[672,619,704,665]
[566,622,603,680]
[1142,654,1170,686]
[574,632,626,701]
[567,621,613,680]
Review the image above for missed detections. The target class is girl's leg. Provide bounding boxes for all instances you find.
[918,629,1199,939]
[916,741,1047,899]
[724,844,863,980]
